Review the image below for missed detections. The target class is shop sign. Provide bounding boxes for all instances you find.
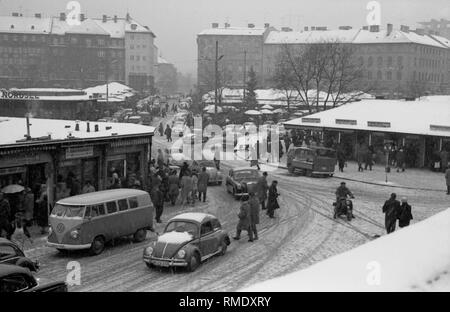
[301,118,321,124]
[336,119,357,126]
[1,89,40,100]
[430,125,450,132]
[0,154,43,166]
[0,166,26,176]
[65,146,94,159]
[368,121,391,128]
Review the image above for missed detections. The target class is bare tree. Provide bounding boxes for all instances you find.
[404,80,431,100]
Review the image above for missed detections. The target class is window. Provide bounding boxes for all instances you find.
[397,71,402,80]
[98,39,105,46]
[0,275,30,292]
[368,71,373,80]
[377,70,382,80]
[106,201,117,214]
[368,56,373,67]
[387,56,393,67]
[200,221,213,235]
[118,199,128,211]
[386,71,392,80]
[377,56,383,66]
[211,219,221,231]
[86,204,105,218]
[98,50,105,57]
[128,197,139,209]
[0,245,16,260]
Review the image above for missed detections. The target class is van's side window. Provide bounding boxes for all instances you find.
[106,201,118,214]
[84,206,91,220]
[90,204,105,218]
[128,197,139,209]
[118,199,128,211]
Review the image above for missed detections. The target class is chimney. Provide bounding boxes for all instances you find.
[415,28,425,35]
[264,23,270,28]
[316,26,327,31]
[75,121,80,131]
[212,23,219,28]
[35,13,42,18]
[102,15,107,23]
[95,124,99,132]
[131,24,137,30]
[339,26,352,30]
[248,23,255,28]
[79,14,85,22]
[60,12,66,21]
[126,13,131,22]
[387,23,393,36]
[114,15,118,23]
[224,23,230,28]
[86,122,90,132]
[281,27,293,32]
[362,26,369,30]
[304,26,309,31]
[369,25,380,32]
[12,12,19,17]
[400,25,410,33]
[311,26,316,31]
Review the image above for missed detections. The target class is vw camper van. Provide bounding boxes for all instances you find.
[47,189,153,255]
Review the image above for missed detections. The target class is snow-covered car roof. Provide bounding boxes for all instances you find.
[169,213,217,224]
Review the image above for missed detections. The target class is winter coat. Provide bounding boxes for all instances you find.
[151,188,164,207]
[398,203,413,226]
[382,198,400,223]
[197,172,209,192]
[237,201,251,231]
[256,176,269,202]
[440,150,448,167]
[192,175,199,192]
[165,127,172,137]
[180,175,193,200]
[267,185,280,210]
[0,198,11,221]
[168,175,180,196]
[23,192,34,221]
[446,168,450,186]
[248,196,260,225]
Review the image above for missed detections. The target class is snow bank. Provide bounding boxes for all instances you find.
[158,232,193,244]
[243,208,450,292]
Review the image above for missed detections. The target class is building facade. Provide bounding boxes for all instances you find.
[419,18,450,39]
[0,13,156,92]
[156,57,178,95]
[197,24,450,97]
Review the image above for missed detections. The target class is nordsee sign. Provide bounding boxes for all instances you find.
[1,90,40,100]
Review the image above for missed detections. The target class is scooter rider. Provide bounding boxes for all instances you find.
[335,182,354,211]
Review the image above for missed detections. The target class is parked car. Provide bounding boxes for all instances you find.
[47,189,154,255]
[287,146,337,177]
[173,122,186,137]
[226,167,260,199]
[0,264,67,292]
[143,213,230,272]
[0,238,39,272]
[191,160,223,185]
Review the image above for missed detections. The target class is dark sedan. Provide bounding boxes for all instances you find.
[0,238,39,272]
[225,167,261,199]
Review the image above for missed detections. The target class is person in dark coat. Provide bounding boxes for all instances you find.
[267,181,280,219]
[165,125,172,143]
[337,145,346,173]
[398,197,413,228]
[382,193,401,234]
[35,185,48,234]
[197,167,210,203]
[158,122,164,136]
[168,171,180,206]
[179,162,189,179]
[0,192,12,240]
[365,145,375,171]
[446,168,450,195]
[248,192,260,240]
[22,188,34,240]
[151,185,164,223]
[356,143,365,172]
[440,149,449,172]
[233,198,253,242]
[256,172,269,210]
[396,148,406,172]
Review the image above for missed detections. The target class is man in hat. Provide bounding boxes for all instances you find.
[382,193,401,234]
[398,197,413,228]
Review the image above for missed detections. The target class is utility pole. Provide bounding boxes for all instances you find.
[214,40,219,115]
[243,50,247,104]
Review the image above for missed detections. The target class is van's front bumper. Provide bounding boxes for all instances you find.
[143,256,188,267]
[47,241,92,250]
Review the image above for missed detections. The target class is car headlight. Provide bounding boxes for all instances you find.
[177,249,186,259]
[236,183,242,190]
[144,247,153,256]
[70,230,79,239]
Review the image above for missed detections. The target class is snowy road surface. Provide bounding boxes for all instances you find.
[24,130,450,292]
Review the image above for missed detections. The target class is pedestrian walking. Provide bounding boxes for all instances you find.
[180,170,193,206]
[398,197,413,228]
[35,185,48,234]
[82,181,96,194]
[267,181,280,219]
[233,197,253,242]
[445,167,450,195]
[440,149,449,172]
[158,122,164,136]
[197,167,209,203]
[356,143,365,172]
[0,192,12,240]
[248,192,260,240]
[396,147,406,172]
[22,188,34,241]
[365,145,375,171]
[337,145,346,173]
[382,193,401,234]
[165,125,172,142]
[168,170,180,206]
[157,149,165,170]
[151,185,164,223]
[256,172,269,210]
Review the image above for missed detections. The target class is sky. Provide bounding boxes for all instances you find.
[0,0,449,76]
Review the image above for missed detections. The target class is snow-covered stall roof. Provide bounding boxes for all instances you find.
[0,117,154,146]
[243,208,450,292]
[84,82,135,99]
[284,96,450,137]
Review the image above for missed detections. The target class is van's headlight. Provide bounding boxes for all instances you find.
[70,230,79,239]
[177,249,186,259]
[144,247,153,256]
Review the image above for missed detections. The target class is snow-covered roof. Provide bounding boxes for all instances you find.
[430,34,450,48]
[92,19,126,38]
[0,117,154,146]
[170,212,216,223]
[0,15,52,34]
[243,208,450,291]
[158,56,171,64]
[199,27,267,36]
[284,96,450,137]
[84,82,135,97]
[65,19,110,36]
[265,29,360,44]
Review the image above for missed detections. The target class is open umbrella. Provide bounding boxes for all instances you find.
[260,109,274,115]
[245,110,262,116]
[261,104,274,110]
[1,184,25,194]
